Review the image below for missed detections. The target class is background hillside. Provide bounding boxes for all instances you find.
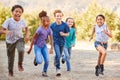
[0,0,120,14]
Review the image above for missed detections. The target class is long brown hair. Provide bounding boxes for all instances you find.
[66,17,76,29]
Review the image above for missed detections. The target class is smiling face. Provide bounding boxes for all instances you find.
[96,16,105,27]
[66,18,74,28]
[54,12,63,24]
[41,16,50,28]
[12,8,23,21]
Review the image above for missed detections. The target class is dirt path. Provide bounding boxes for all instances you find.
[0,41,120,80]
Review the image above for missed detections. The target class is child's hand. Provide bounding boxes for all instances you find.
[72,44,75,47]
[6,30,13,35]
[89,36,93,41]
[27,48,32,54]
[103,28,108,34]
[49,48,53,54]
[59,32,65,36]
[24,37,29,43]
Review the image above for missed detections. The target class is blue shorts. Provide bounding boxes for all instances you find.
[94,41,108,50]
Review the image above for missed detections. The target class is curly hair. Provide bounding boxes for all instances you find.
[39,10,47,19]
[11,5,24,13]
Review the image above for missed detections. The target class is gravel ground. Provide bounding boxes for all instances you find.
[0,41,120,80]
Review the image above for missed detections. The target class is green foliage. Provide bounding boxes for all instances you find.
[0,4,11,40]
[0,1,120,42]
[23,13,40,39]
[75,1,120,42]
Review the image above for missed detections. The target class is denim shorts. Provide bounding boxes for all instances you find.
[94,41,108,50]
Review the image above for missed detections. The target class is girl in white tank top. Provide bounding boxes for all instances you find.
[89,14,112,76]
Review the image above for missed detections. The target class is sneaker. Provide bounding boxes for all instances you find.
[9,70,13,77]
[67,69,71,71]
[56,69,61,77]
[34,58,38,66]
[54,59,56,66]
[61,59,65,64]
[18,62,24,71]
[42,72,48,77]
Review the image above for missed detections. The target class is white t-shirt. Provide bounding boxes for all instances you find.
[95,24,109,42]
[2,18,27,43]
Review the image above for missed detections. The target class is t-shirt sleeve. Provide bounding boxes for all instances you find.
[21,20,27,28]
[65,24,70,33]
[50,23,53,30]
[36,27,41,35]
[48,28,53,35]
[2,19,10,29]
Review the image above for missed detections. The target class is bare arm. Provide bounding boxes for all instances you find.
[27,33,38,54]
[24,27,30,42]
[0,28,12,34]
[104,26,112,38]
[60,32,69,37]
[89,26,95,41]
[48,35,54,54]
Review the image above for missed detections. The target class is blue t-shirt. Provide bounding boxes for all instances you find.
[50,21,70,46]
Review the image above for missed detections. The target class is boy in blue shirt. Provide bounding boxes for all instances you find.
[50,10,70,76]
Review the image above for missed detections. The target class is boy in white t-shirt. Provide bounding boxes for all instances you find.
[1,5,29,76]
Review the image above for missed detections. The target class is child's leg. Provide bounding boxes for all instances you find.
[41,45,49,73]
[54,44,63,76]
[34,45,43,64]
[96,46,107,75]
[96,46,107,65]
[6,43,16,76]
[16,38,25,71]
[54,44,62,69]
[67,47,72,71]
[64,47,71,71]
[97,52,102,65]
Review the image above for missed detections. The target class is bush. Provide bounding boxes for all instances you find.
[0,4,11,40]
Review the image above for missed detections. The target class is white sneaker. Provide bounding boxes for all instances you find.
[56,69,61,76]
[42,72,48,77]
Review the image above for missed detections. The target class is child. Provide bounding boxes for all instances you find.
[50,10,70,76]
[89,14,112,76]
[27,10,53,77]
[61,17,76,71]
[1,5,29,76]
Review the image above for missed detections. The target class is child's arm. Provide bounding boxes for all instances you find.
[24,27,30,42]
[71,29,76,47]
[27,33,38,54]
[60,32,69,37]
[49,35,53,54]
[104,26,112,38]
[0,28,12,34]
[89,26,95,41]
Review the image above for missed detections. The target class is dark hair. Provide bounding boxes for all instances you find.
[11,5,24,13]
[66,17,76,28]
[39,10,48,19]
[96,14,105,20]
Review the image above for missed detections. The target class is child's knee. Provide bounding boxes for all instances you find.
[36,58,43,64]
[66,55,70,60]
[45,61,49,65]
[17,48,24,54]
[37,61,42,64]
